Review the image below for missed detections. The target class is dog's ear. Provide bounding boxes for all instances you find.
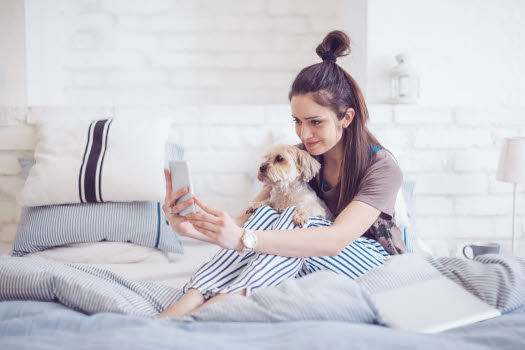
[296,149,321,182]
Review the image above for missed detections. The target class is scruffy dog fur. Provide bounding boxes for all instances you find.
[245,144,335,226]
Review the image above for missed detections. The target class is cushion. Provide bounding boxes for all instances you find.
[11,143,185,258]
[17,117,171,207]
[399,179,433,256]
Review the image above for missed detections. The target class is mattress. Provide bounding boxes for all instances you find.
[0,236,220,289]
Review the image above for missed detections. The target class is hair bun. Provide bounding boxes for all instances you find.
[315,30,351,62]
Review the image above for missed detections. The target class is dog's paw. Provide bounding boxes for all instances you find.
[292,211,309,227]
[245,202,263,214]
[245,206,256,214]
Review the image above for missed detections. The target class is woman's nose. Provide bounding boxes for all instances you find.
[299,124,312,139]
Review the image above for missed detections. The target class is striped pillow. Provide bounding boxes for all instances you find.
[12,143,185,257]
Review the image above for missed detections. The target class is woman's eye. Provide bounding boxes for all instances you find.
[292,118,300,124]
[312,121,321,125]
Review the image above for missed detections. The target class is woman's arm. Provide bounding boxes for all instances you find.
[185,195,381,258]
[233,185,272,227]
[253,200,381,258]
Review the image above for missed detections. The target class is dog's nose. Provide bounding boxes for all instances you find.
[259,165,267,173]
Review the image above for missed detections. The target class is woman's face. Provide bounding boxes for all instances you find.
[290,93,347,156]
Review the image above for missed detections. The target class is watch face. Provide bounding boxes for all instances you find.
[244,231,257,249]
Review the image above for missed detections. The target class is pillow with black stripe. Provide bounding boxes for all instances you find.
[11,143,185,258]
[17,118,171,207]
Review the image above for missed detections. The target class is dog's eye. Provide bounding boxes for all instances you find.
[275,155,284,162]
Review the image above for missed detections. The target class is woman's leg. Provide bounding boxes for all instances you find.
[172,207,306,318]
[156,206,280,317]
[156,287,205,318]
[188,288,247,315]
[181,206,281,297]
[206,206,305,298]
[299,217,390,279]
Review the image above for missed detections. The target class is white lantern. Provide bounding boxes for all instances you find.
[390,53,420,104]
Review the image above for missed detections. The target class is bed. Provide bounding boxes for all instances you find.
[2,237,525,350]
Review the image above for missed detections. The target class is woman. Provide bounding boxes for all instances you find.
[157,30,406,319]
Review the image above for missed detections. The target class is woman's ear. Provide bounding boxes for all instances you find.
[296,149,321,182]
[342,108,355,128]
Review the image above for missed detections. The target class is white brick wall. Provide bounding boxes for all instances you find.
[0,105,524,259]
[25,0,363,106]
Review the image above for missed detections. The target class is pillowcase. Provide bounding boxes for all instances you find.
[17,117,171,207]
[11,143,185,258]
[399,179,433,256]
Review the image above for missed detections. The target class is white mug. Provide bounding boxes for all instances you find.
[463,242,501,259]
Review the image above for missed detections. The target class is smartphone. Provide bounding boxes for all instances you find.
[169,160,198,216]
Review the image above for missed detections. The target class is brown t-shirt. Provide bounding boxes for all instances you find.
[295,143,406,255]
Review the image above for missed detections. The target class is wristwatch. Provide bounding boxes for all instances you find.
[238,228,258,257]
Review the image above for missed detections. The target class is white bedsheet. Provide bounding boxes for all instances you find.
[0,237,220,289]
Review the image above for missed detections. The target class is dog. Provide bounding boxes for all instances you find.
[245,144,335,227]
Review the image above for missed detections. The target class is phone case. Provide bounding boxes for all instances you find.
[169,160,197,216]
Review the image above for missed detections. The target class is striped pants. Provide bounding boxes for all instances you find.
[182,206,390,300]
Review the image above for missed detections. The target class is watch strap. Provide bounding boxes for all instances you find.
[238,228,256,256]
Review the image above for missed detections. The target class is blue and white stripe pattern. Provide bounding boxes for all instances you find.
[12,201,184,256]
[0,256,182,317]
[183,205,389,300]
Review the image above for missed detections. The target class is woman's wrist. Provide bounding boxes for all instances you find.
[236,227,245,251]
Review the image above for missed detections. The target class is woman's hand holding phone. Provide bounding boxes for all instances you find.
[162,169,197,237]
[162,168,244,250]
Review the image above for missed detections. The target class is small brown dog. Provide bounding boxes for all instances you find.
[245,144,334,226]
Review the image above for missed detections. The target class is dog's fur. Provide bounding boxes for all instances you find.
[245,144,335,226]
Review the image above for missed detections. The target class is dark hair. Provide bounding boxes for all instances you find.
[288,30,396,216]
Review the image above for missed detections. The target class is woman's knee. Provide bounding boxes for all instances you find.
[273,207,305,230]
[244,206,280,230]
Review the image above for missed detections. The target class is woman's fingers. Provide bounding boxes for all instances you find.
[164,168,189,205]
[188,219,218,233]
[170,196,194,215]
[186,211,221,225]
[192,196,222,216]
[164,169,172,194]
[190,221,217,237]
[167,186,190,207]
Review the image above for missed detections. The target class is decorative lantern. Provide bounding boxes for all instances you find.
[390,53,419,104]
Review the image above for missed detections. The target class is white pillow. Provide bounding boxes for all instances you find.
[393,187,410,228]
[17,118,171,206]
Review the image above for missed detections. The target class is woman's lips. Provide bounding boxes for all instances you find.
[306,141,319,147]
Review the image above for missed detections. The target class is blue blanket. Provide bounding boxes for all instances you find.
[1,301,524,350]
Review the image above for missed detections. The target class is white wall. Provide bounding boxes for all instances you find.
[24,0,367,106]
[367,0,525,105]
[0,0,27,106]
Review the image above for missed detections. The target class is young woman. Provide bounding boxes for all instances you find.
[157,30,406,319]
